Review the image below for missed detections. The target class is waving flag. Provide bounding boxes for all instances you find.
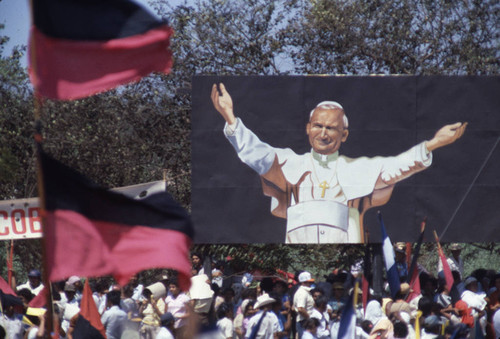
[338,288,356,339]
[406,219,426,301]
[39,148,193,289]
[29,0,173,100]
[378,212,400,298]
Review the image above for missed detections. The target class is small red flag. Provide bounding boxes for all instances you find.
[28,286,48,308]
[73,279,106,339]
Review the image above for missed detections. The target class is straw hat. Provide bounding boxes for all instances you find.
[254,293,275,309]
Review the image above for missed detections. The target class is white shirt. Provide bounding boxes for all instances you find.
[93,292,107,315]
[217,317,234,339]
[461,290,487,311]
[16,281,44,296]
[156,327,175,339]
[0,314,23,339]
[245,311,279,339]
[311,308,329,338]
[165,292,190,328]
[293,285,314,322]
[438,256,464,278]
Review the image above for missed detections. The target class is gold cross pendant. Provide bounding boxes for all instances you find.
[319,181,330,198]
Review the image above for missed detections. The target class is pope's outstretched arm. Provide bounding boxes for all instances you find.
[211,83,236,125]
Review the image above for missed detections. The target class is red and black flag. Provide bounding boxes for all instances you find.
[39,148,194,289]
[72,279,106,339]
[0,276,23,315]
[29,0,173,100]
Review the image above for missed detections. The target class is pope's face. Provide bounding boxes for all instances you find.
[307,107,348,155]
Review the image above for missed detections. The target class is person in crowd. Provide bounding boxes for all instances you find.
[301,317,320,339]
[16,288,34,308]
[272,280,291,311]
[364,295,386,328]
[394,243,408,281]
[234,299,255,339]
[139,287,165,339]
[192,252,205,275]
[245,293,279,338]
[92,279,109,315]
[122,283,141,320]
[368,318,393,339]
[293,271,315,337]
[270,292,291,339]
[386,284,414,319]
[155,312,175,339]
[493,308,500,339]
[310,296,329,339]
[0,295,23,339]
[461,277,487,312]
[16,269,44,296]
[164,278,191,337]
[215,287,236,312]
[188,274,215,327]
[216,302,234,339]
[101,290,128,339]
[391,320,409,339]
[128,275,145,302]
[328,282,347,322]
[421,315,442,339]
[438,243,464,280]
[65,276,83,302]
[60,282,80,337]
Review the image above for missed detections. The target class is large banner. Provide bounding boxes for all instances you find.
[0,181,166,240]
[191,76,500,244]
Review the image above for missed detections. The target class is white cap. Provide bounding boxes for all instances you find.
[298,271,315,283]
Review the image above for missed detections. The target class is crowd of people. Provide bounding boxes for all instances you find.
[0,246,499,339]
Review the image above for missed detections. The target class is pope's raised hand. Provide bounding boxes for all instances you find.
[426,122,467,152]
[211,83,236,125]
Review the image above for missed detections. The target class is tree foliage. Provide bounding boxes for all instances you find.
[0,0,499,282]
[282,0,500,74]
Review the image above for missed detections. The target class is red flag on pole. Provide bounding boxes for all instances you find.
[72,279,106,339]
[434,231,454,292]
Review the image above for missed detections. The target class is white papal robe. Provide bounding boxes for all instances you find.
[224,118,432,243]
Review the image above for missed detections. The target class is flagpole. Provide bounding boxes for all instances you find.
[34,99,57,337]
[7,239,14,288]
[408,217,426,284]
[30,1,56,335]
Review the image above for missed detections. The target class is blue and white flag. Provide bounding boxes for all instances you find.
[378,212,400,298]
[337,290,356,339]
